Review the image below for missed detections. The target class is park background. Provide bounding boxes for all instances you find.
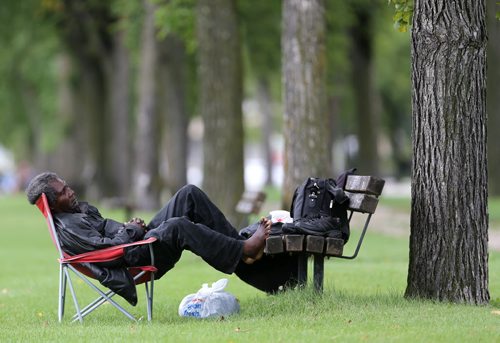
[0,0,499,341]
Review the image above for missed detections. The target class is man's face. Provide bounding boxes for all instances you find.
[49,178,79,213]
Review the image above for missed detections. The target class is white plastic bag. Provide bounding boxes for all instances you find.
[178,278,240,318]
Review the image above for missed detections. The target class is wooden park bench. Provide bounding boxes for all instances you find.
[264,175,385,292]
[236,190,267,228]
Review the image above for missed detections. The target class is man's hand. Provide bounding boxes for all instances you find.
[126,217,147,229]
[123,217,147,241]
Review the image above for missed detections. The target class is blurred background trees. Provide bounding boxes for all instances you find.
[281,0,330,209]
[0,0,496,216]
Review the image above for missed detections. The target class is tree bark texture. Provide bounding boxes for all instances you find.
[47,54,87,195]
[487,0,500,195]
[56,1,120,199]
[257,77,274,186]
[134,0,160,210]
[196,0,244,224]
[349,4,379,176]
[282,0,330,210]
[158,35,188,194]
[108,30,131,198]
[406,0,489,304]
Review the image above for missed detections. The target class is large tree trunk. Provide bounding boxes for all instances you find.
[282,0,330,210]
[196,0,244,224]
[80,59,112,199]
[256,77,274,186]
[406,0,489,304]
[349,4,379,176]
[134,0,160,210]
[157,35,188,194]
[55,1,119,200]
[47,54,88,194]
[487,0,500,195]
[108,30,131,198]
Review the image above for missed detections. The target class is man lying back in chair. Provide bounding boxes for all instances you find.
[26,172,298,305]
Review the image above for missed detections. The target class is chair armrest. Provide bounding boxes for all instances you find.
[60,237,157,264]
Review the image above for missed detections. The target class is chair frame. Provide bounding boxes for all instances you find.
[36,193,157,323]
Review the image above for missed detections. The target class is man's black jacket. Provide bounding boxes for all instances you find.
[53,202,146,305]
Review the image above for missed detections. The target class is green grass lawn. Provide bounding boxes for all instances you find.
[1,193,500,342]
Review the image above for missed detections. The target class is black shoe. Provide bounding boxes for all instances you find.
[282,215,341,236]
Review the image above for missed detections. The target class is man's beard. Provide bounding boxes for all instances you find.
[70,198,80,212]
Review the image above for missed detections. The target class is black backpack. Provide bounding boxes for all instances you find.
[289,169,356,242]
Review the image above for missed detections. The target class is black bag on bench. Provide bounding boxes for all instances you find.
[284,170,355,242]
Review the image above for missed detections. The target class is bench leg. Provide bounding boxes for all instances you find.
[313,254,324,293]
[297,253,308,288]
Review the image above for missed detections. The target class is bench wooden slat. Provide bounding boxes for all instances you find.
[345,175,385,196]
[325,237,344,256]
[306,236,325,254]
[285,235,304,252]
[346,191,379,214]
[264,236,284,254]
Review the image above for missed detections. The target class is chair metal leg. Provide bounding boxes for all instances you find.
[68,265,137,322]
[58,263,155,323]
[145,275,154,321]
[75,270,150,321]
[72,290,115,321]
[58,264,67,322]
[64,267,83,323]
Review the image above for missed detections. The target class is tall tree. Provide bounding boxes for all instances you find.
[196,0,244,223]
[324,0,353,176]
[487,0,500,195]
[239,0,282,186]
[157,35,189,194]
[348,1,380,176]
[0,0,71,179]
[406,0,489,304]
[46,54,88,194]
[376,6,412,179]
[133,0,160,210]
[108,29,132,199]
[282,0,330,209]
[46,0,137,199]
[51,1,116,198]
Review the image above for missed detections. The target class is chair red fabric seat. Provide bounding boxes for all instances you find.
[36,193,157,323]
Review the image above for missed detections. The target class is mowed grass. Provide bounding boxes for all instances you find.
[1,194,500,342]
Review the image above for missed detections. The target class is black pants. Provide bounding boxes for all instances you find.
[126,185,298,293]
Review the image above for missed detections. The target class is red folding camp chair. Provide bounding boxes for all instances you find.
[36,193,157,323]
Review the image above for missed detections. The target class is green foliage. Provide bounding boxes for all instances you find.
[238,0,281,79]
[374,6,411,153]
[0,0,60,155]
[325,0,354,93]
[111,0,144,52]
[388,0,414,32]
[238,0,282,103]
[153,0,196,52]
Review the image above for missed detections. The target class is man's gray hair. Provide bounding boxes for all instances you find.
[26,172,60,205]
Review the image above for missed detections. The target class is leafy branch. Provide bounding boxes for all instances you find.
[388,0,413,32]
